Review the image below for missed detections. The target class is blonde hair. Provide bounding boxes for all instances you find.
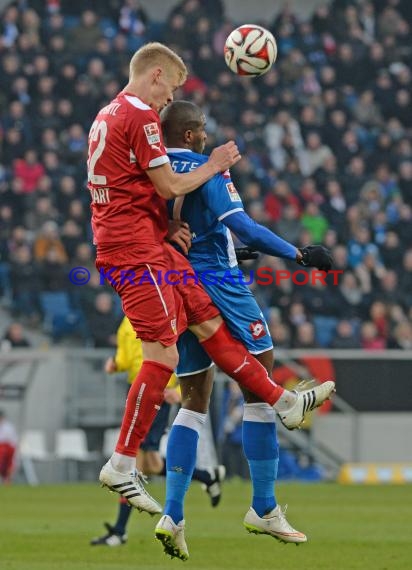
[129,42,187,84]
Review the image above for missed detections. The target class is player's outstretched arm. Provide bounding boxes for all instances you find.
[146,141,240,199]
[224,211,333,271]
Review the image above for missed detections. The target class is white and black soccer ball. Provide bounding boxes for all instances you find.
[224,24,277,77]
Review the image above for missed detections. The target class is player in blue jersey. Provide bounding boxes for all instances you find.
[153,101,333,560]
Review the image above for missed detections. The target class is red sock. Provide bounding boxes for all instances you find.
[200,322,284,405]
[115,360,173,457]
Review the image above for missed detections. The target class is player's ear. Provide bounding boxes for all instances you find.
[184,129,192,144]
[152,67,162,83]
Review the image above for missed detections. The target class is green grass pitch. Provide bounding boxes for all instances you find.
[1,480,411,570]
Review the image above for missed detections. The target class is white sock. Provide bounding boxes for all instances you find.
[110,452,136,473]
[273,390,298,413]
[172,408,207,435]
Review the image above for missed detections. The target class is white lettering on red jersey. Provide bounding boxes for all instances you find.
[87,92,170,253]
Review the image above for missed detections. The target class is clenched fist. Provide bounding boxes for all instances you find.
[208,141,241,173]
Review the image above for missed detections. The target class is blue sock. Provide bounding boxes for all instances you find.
[164,424,198,524]
[242,406,278,518]
[112,500,132,535]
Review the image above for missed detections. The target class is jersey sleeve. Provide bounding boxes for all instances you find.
[202,172,244,221]
[125,107,170,170]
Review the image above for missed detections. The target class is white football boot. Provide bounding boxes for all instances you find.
[202,465,226,507]
[244,505,307,544]
[155,515,189,561]
[278,380,335,430]
[99,460,162,515]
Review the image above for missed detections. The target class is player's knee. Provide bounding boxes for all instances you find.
[190,315,223,341]
[143,342,179,370]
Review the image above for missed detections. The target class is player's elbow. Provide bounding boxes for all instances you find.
[154,185,175,199]
[154,175,182,199]
[161,181,186,198]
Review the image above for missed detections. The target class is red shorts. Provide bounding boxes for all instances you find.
[96,242,219,346]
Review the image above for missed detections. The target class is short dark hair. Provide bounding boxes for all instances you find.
[160,101,204,146]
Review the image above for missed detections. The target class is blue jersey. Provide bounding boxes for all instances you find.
[167,148,244,273]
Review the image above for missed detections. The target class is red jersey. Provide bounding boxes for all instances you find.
[87,92,170,255]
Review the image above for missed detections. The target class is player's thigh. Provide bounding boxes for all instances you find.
[142,340,179,369]
[164,243,219,325]
[203,278,274,355]
[97,260,187,347]
[176,329,213,377]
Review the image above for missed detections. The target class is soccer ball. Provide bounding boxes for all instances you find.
[224,24,277,77]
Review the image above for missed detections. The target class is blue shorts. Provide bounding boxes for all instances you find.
[176,270,273,376]
[140,402,170,451]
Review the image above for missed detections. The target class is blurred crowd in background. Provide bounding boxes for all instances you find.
[1,0,412,351]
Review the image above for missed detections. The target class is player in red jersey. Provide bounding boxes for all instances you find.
[88,42,334,517]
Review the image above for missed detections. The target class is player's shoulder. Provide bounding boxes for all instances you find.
[167,149,207,164]
[207,169,242,203]
[118,92,158,121]
[167,149,207,175]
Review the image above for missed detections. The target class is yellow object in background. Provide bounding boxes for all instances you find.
[338,463,412,484]
[114,317,178,389]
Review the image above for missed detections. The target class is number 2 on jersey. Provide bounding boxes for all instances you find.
[88,120,108,185]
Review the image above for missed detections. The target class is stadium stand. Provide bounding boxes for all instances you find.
[0,0,412,350]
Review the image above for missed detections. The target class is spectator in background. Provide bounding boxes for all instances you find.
[264,180,301,223]
[347,226,380,268]
[1,322,31,350]
[24,197,59,231]
[275,203,303,244]
[9,245,39,321]
[118,0,148,50]
[13,149,45,194]
[301,202,329,242]
[300,132,333,176]
[398,161,412,203]
[380,231,403,270]
[369,301,389,341]
[67,9,103,54]
[338,271,369,320]
[360,321,386,350]
[330,320,360,349]
[389,321,412,350]
[0,410,18,484]
[60,219,84,261]
[399,249,412,308]
[34,221,68,263]
[39,247,68,292]
[0,0,412,348]
[87,293,120,348]
[292,321,319,349]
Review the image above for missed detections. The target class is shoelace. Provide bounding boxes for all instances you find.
[293,379,318,393]
[276,504,296,532]
[132,470,152,497]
